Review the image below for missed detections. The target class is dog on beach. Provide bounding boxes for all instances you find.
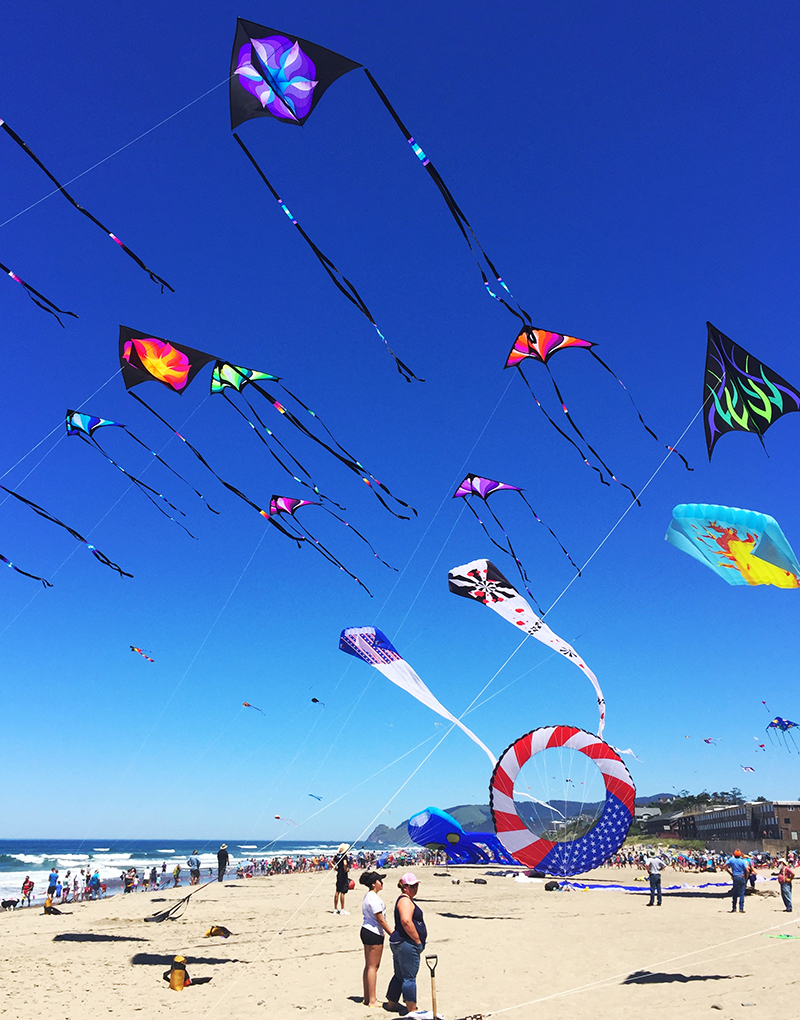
[1,898,20,910]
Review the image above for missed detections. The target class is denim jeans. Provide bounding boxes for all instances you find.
[781,881,793,911]
[648,873,662,905]
[387,940,421,1004]
[731,877,746,910]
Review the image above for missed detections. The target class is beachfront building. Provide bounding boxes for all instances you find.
[667,801,800,855]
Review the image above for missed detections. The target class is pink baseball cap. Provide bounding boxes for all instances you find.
[401,872,419,886]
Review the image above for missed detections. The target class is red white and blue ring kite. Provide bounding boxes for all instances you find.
[490,725,635,875]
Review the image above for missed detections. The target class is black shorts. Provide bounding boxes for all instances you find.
[360,927,384,946]
[336,875,350,894]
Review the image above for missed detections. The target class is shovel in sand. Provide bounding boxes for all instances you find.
[425,954,439,1018]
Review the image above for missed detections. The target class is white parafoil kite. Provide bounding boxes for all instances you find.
[339,626,496,764]
[448,558,606,737]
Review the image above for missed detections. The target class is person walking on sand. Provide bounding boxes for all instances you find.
[643,852,667,907]
[386,873,427,1015]
[777,859,794,912]
[359,871,392,1006]
[725,849,750,913]
[217,844,229,882]
[333,843,351,914]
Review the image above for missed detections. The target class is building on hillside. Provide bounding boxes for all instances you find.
[634,805,662,822]
[661,801,800,854]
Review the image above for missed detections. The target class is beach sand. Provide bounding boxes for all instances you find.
[1,865,797,1019]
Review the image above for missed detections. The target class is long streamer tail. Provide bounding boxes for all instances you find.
[126,391,283,527]
[273,515,372,596]
[123,427,218,513]
[249,382,416,520]
[588,350,693,471]
[545,367,640,505]
[515,369,610,487]
[483,501,546,615]
[0,119,173,292]
[223,391,343,509]
[0,552,53,587]
[0,259,78,327]
[517,492,581,576]
[233,133,421,383]
[85,436,197,539]
[320,507,397,571]
[363,70,531,327]
[0,486,132,577]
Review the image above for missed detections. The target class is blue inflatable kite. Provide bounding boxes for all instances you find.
[407,806,518,865]
[666,503,800,588]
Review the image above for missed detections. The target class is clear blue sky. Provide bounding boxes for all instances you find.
[1,0,798,839]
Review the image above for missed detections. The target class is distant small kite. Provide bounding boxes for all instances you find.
[741,765,756,772]
[243,702,265,714]
[702,738,720,745]
[308,794,323,801]
[130,646,154,663]
[311,697,325,707]
[274,815,298,825]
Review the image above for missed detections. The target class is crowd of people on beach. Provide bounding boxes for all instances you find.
[13,846,441,909]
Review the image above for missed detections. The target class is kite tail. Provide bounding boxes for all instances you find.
[224,392,344,510]
[545,367,640,505]
[483,502,546,615]
[127,391,278,524]
[233,134,422,383]
[0,486,132,578]
[516,369,610,487]
[589,349,693,472]
[0,552,53,587]
[321,507,397,572]
[363,70,531,327]
[250,382,416,519]
[0,259,78,327]
[123,427,219,513]
[517,492,581,575]
[85,436,197,539]
[274,516,372,595]
[0,120,174,292]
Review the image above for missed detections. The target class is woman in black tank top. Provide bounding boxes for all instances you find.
[386,873,427,1012]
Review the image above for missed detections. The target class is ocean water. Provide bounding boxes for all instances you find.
[0,837,389,905]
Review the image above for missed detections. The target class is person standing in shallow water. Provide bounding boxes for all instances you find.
[217,844,229,882]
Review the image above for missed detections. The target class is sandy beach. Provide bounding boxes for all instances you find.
[1,864,798,1020]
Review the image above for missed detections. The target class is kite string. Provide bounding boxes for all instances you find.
[0,368,120,485]
[486,915,799,1016]
[270,375,515,814]
[544,402,704,619]
[0,77,232,232]
[114,526,271,787]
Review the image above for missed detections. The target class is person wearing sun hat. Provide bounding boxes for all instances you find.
[333,843,351,914]
[217,844,229,883]
[385,872,427,1014]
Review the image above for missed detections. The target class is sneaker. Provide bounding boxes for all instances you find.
[340,909,350,915]
[334,908,340,914]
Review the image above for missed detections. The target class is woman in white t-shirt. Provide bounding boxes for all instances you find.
[359,871,392,1007]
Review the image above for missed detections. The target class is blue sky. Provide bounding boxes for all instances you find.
[1,0,799,840]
